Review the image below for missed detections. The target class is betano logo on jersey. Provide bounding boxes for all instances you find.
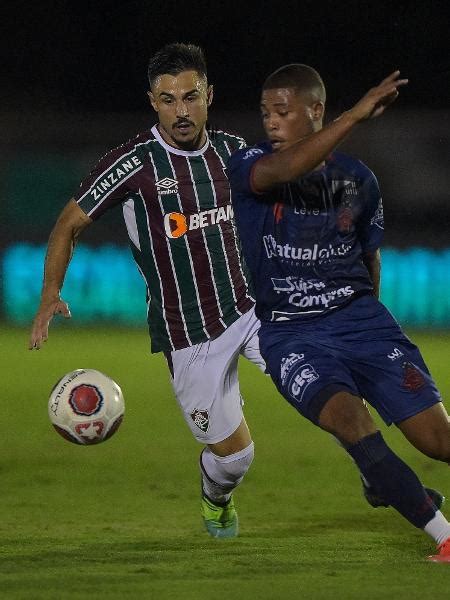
[164,205,234,239]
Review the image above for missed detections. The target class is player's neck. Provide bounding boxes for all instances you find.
[156,124,207,152]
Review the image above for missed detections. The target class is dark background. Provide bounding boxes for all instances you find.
[4,0,450,113]
[2,0,450,247]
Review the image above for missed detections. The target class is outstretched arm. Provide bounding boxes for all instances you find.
[29,199,92,349]
[252,71,408,193]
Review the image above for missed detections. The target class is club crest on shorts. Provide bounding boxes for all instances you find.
[401,362,425,392]
[190,409,209,432]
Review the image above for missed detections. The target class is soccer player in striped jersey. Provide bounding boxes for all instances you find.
[228,64,450,559]
[29,43,264,538]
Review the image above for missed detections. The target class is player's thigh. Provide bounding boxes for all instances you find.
[239,307,267,373]
[351,334,442,426]
[166,330,247,445]
[260,331,359,425]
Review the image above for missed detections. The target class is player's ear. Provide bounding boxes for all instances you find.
[148,91,158,112]
[207,85,213,107]
[311,101,325,122]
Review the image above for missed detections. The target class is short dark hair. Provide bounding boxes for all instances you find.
[147,43,207,89]
[263,64,326,103]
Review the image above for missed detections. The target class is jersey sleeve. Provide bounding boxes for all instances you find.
[227,145,268,195]
[74,143,144,220]
[357,171,384,253]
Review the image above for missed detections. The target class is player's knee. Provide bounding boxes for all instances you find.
[318,391,377,445]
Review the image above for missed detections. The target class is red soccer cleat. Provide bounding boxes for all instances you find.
[428,537,450,563]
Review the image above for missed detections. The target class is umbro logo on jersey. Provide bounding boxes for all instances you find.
[156,177,178,195]
[164,205,234,239]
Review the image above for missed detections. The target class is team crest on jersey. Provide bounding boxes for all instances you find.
[191,409,209,432]
[156,177,179,195]
[401,362,425,392]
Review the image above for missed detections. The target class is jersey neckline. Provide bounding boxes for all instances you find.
[151,124,210,157]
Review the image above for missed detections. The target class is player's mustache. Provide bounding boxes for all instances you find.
[173,119,195,128]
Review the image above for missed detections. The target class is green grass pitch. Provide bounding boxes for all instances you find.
[1,325,450,599]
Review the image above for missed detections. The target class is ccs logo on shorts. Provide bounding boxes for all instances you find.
[164,205,234,239]
[288,364,319,401]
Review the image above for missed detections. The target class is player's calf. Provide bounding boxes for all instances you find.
[318,391,377,446]
[200,442,254,504]
[200,443,254,538]
[347,431,438,529]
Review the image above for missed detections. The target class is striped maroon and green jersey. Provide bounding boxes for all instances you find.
[74,124,255,353]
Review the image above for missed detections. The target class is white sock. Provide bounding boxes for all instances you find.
[200,443,254,504]
[424,511,450,545]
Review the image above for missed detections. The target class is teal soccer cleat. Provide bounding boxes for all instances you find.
[201,493,239,538]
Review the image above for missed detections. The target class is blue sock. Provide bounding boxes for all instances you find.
[346,431,436,528]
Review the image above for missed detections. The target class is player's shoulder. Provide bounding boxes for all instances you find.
[229,140,271,163]
[328,151,377,182]
[208,127,247,152]
[95,129,155,166]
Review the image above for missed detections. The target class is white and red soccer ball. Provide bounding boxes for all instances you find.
[48,369,124,445]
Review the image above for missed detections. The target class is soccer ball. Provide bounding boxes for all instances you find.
[48,369,124,445]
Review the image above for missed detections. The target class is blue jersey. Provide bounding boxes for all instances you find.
[228,143,384,323]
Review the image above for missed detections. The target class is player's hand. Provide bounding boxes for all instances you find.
[29,297,71,350]
[348,71,408,121]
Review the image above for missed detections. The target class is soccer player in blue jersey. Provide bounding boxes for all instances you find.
[228,64,450,560]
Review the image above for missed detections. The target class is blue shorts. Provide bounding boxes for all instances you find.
[259,295,441,425]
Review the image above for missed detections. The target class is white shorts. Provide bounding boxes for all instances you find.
[165,307,266,444]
